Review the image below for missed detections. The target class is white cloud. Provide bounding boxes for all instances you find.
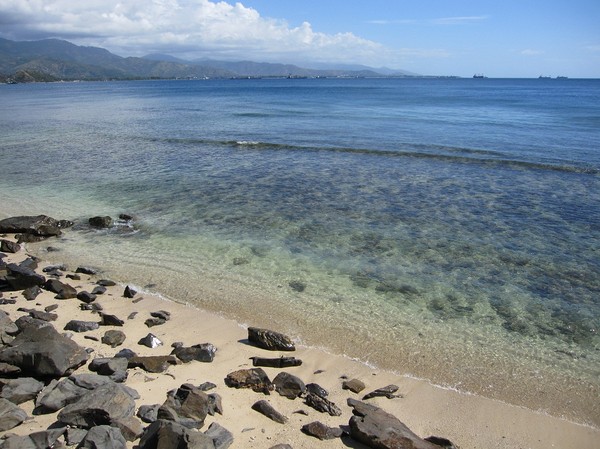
[0,0,391,65]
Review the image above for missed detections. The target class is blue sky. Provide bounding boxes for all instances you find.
[1,0,598,77]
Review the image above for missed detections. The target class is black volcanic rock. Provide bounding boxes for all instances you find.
[251,400,288,424]
[247,327,295,351]
[224,368,273,394]
[89,216,113,228]
[0,215,68,237]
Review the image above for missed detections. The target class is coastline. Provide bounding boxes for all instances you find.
[1,224,599,448]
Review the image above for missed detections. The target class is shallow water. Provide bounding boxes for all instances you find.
[1,78,599,425]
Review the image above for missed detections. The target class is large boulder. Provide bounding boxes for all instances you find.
[77,425,127,449]
[224,368,273,394]
[0,377,45,404]
[0,428,66,449]
[0,215,71,237]
[273,372,306,399]
[347,399,444,449]
[137,419,215,449]
[3,264,45,291]
[172,343,217,363]
[0,398,28,431]
[0,324,88,378]
[157,384,210,429]
[247,327,295,351]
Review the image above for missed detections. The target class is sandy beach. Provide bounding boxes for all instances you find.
[1,228,599,449]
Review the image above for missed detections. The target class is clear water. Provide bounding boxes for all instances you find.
[1,78,599,425]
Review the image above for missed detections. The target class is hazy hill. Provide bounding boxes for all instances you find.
[0,38,418,82]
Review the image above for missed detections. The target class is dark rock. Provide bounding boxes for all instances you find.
[247,327,295,351]
[157,384,210,429]
[347,398,441,449]
[0,377,45,404]
[64,320,99,333]
[127,355,178,373]
[4,263,45,291]
[224,368,273,394]
[0,324,88,377]
[0,363,21,376]
[66,428,89,446]
[101,330,126,348]
[306,383,329,398]
[288,280,306,292]
[268,445,293,449]
[251,400,288,424]
[0,310,18,344]
[0,427,66,449]
[305,392,342,416]
[80,303,103,312]
[99,313,124,326]
[137,404,160,424]
[362,384,403,400]
[424,436,459,449]
[207,393,223,416]
[76,267,98,275]
[301,421,344,440]
[232,257,249,266]
[0,240,21,254]
[137,419,215,449]
[0,215,66,237]
[85,336,100,342]
[66,273,81,281]
[138,333,163,348]
[91,286,107,295]
[123,286,137,298]
[18,257,39,270]
[44,279,77,299]
[77,291,97,304]
[22,286,43,301]
[114,348,137,359]
[119,214,134,221]
[96,280,116,287]
[144,317,166,328]
[28,310,58,322]
[45,304,59,312]
[250,356,302,368]
[89,216,113,229]
[35,374,111,413]
[78,425,127,449]
[13,316,51,332]
[0,398,28,431]
[43,264,67,273]
[343,378,366,394]
[89,357,129,377]
[204,422,233,449]
[57,382,138,429]
[151,310,171,321]
[172,343,217,363]
[197,382,217,391]
[273,372,306,399]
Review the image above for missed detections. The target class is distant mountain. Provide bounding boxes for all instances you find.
[0,38,419,82]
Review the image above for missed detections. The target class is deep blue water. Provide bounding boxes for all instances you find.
[1,78,599,421]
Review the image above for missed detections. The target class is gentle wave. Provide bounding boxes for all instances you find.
[151,136,600,175]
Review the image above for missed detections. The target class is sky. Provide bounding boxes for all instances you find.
[0,0,599,78]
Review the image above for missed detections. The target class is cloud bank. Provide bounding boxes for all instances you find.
[0,0,388,65]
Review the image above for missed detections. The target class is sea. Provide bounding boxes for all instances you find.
[1,77,599,426]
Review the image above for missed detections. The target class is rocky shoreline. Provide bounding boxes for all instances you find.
[1,215,598,449]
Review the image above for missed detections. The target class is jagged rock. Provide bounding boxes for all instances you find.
[114,349,137,359]
[137,419,215,449]
[27,310,58,322]
[13,316,51,332]
[273,372,306,399]
[0,363,20,376]
[157,384,210,429]
[0,377,44,404]
[251,400,288,424]
[0,310,18,344]
[224,368,273,394]
[347,398,442,449]
[250,356,302,368]
[101,330,126,348]
[0,215,69,237]
[44,279,77,298]
[138,333,163,348]
[207,393,223,416]
[0,324,88,377]
[343,378,366,394]
[123,286,137,298]
[78,425,127,449]
[64,320,99,333]
[89,357,129,378]
[305,392,342,416]
[362,384,403,400]
[0,240,21,254]
[0,427,66,449]
[57,382,138,429]
[137,404,160,423]
[0,398,28,431]
[80,303,103,312]
[99,313,124,326]
[204,422,234,449]
[89,216,113,229]
[66,427,89,446]
[127,355,178,373]
[172,343,217,363]
[306,383,328,398]
[35,374,120,413]
[144,317,166,328]
[247,327,295,351]
[76,267,98,275]
[197,382,217,391]
[4,263,45,291]
[77,291,97,304]
[301,421,344,440]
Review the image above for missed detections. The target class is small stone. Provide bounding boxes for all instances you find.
[102,330,126,348]
[89,216,113,228]
[64,320,99,333]
[342,378,366,394]
[362,384,403,400]
[301,421,344,440]
[251,400,288,424]
[76,266,98,275]
[138,333,163,348]
[289,280,306,292]
[123,285,137,298]
[77,291,97,304]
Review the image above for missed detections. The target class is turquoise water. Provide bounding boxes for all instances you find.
[1,78,599,424]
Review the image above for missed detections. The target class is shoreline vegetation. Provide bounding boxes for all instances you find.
[0,215,598,449]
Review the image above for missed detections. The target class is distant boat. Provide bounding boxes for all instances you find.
[538,75,552,79]
[473,74,486,78]
[556,76,568,79]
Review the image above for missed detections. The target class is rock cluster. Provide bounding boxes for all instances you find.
[0,215,458,449]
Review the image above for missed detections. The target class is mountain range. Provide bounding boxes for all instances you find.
[0,38,418,82]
